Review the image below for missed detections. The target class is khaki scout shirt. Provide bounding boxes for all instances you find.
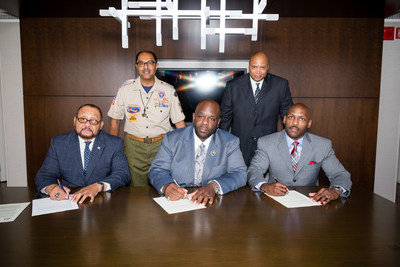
[108,77,185,138]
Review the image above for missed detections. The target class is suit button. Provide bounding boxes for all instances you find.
[293,179,297,182]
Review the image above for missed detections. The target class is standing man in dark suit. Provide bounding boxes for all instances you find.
[248,103,351,204]
[220,51,293,166]
[35,104,130,204]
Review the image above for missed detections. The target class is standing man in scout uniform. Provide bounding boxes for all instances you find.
[108,50,186,186]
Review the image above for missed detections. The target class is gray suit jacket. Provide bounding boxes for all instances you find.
[247,130,351,196]
[149,125,247,194]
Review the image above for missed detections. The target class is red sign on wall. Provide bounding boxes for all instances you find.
[396,28,400,39]
[384,27,395,40]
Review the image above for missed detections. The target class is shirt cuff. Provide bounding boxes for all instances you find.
[209,180,223,195]
[330,185,348,197]
[103,182,111,191]
[255,182,267,191]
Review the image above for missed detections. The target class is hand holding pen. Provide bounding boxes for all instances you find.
[260,177,289,196]
[164,179,188,201]
[53,179,70,200]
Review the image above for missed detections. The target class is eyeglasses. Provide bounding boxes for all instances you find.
[76,117,101,125]
[136,60,156,67]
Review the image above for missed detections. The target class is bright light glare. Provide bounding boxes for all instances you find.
[195,72,218,93]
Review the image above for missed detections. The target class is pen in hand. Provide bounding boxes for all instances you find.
[57,179,69,199]
[273,177,289,195]
[173,179,188,199]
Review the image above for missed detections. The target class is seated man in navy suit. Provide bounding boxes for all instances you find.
[149,100,247,206]
[248,103,352,204]
[35,104,130,203]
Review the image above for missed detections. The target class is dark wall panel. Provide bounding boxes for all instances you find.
[21,18,136,96]
[135,19,262,59]
[264,18,383,98]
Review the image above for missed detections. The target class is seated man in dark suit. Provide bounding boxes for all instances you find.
[35,104,130,203]
[149,100,247,206]
[248,103,352,204]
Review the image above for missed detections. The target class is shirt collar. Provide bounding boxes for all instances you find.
[284,131,304,149]
[78,136,96,147]
[249,76,264,90]
[193,128,213,151]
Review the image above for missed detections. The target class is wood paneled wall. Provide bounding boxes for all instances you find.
[20,16,383,190]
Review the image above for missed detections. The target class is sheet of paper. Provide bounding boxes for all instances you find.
[153,197,206,214]
[265,190,322,208]
[32,197,79,216]
[0,202,30,223]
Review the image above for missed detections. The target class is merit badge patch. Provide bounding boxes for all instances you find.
[128,114,137,122]
[159,92,165,98]
[127,105,141,114]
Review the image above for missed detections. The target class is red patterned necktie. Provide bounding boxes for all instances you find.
[290,141,299,172]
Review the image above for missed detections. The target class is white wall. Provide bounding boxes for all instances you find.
[0,20,28,186]
[374,20,400,202]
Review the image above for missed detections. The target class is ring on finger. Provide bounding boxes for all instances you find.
[55,192,60,198]
[325,194,329,198]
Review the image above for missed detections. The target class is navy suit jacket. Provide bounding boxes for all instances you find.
[247,131,352,196]
[220,73,293,165]
[149,125,247,194]
[35,130,130,193]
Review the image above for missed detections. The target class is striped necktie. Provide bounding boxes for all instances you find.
[254,83,261,104]
[290,141,299,172]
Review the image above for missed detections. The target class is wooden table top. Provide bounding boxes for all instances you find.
[1,186,399,266]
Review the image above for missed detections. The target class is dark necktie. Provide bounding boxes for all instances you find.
[254,83,261,104]
[290,141,299,172]
[84,141,92,176]
[194,143,206,186]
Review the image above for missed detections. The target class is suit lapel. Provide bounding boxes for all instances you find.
[201,132,219,181]
[257,74,272,104]
[294,133,312,177]
[68,133,85,179]
[84,132,105,181]
[277,131,293,173]
[186,129,196,184]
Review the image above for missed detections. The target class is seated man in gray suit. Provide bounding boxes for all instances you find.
[248,103,351,204]
[149,99,247,206]
[35,104,130,204]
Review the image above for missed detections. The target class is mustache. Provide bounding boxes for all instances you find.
[80,127,93,133]
[289,126,299,131]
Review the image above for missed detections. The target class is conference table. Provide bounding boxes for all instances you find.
[1,186,399,266]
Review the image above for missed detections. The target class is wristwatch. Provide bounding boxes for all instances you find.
[97,182,105,192]
[332,186,342,194]
[210,181,220,194]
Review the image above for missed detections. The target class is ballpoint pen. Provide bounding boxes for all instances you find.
[57,179,69,199]
[273,177,289,195]
[173,179,188,199]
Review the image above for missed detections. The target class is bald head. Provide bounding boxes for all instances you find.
[193,100,221,141]
[249,51,269,82]
[287,103,311,119]
[283,103,312,140]
[194,99,221,118]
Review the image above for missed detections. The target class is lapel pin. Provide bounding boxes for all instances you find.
[97,146,101,150]
[210,150,216,156]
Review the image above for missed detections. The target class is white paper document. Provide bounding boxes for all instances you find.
[265,190,322,208]
[32,198,79,216]
[153,197,206,214]
[0,202,30,223]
